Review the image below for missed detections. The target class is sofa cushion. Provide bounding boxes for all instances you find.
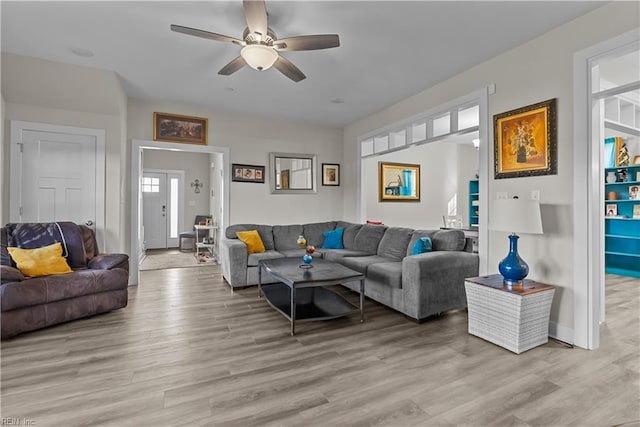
[406,230,437,257]
[247,250,284,267]
[1,265,24,283]
[226,224,274,250]
[8,243,72,277]
[338,255,396,274]
[432,229,466,251]
[411,237,433,255]
[322,228,344,249]
[322,249,372,262]
[302,221,337,247]
[236,230,266,254]
[353,225,388,254]
[273,225,304,251]
[367,262,403,289]
[336,221,363,250]
[5,222,87,269]
[377,227,414,260]
[0,269,128,311]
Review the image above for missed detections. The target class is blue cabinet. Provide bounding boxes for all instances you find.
[469,180,479,228]
[604,165,640,278]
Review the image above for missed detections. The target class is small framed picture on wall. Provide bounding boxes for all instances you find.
[322,163,340,186]
[232,164,265,183]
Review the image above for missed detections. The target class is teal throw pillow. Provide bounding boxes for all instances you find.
[411,237,432,255]
[322,227,344,249]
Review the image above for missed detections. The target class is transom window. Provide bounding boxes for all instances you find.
[142,177,160,193]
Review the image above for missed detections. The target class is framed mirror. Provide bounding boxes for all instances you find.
[269,152,317,194]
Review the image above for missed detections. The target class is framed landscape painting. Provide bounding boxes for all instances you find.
[494,98,557,179]
[154,112,208,145]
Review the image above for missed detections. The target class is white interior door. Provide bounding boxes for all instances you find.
[10,121,105,243]
[142,172,168,249]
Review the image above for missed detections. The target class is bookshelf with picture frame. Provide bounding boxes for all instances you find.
[604,163,640,278]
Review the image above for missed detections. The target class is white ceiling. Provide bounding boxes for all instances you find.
[1,1,606,128]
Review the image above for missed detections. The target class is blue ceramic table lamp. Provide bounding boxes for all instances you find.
[489,198,543,286]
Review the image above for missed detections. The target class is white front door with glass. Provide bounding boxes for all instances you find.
[142,171,183,249]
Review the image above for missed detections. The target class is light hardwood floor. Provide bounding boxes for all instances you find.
[1,267,638,426]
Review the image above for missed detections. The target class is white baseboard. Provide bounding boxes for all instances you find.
[549,321,574,346]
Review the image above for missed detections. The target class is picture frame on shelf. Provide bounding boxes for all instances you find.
[378,162,420,202]
[232,163,265,183]
[633,155,640,165]
[605,204,617,217]
[153,112,208,145]
[604,137,624,168]
[630,185,640,200]
[634,205,640,219]
[322,163,340,186]
[494,98,557,179]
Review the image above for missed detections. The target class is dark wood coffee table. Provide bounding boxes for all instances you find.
[258,257,365,336]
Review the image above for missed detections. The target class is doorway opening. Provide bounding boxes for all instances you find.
[356,88,489,274]
[574,28,640,349]
[130,139,230,285]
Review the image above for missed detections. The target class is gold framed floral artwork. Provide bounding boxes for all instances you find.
[494,98,557,179]
[153,112,208,145]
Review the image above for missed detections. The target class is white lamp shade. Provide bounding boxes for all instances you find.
[241,45,278,71]
[489,198,543,234]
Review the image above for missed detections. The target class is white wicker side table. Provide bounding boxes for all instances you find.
[465,274,555,354]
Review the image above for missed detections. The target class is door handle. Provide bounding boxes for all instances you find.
[85,220,94,227]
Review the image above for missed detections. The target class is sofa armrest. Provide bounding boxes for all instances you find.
[1,265,25,283]
[88,254,129,271]
[402,251,479,319]
[220,239,249,286]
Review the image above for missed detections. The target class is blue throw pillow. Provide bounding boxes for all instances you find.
[322,227,344,249]
[411,237,432,255]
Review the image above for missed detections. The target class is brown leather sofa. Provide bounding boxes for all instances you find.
[1,222,129,339]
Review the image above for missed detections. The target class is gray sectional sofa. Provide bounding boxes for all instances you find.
[221,221,479,321]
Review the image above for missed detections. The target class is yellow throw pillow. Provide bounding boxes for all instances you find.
[236,230,266,254]
[7,242,72,277]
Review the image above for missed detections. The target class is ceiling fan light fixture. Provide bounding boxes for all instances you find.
[241,44,278,71]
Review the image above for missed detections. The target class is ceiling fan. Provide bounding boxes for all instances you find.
[171,0,340,82]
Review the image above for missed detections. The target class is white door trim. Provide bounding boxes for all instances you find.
[130,139,230,285]
[9,120,106,247]
[573,28,640,350]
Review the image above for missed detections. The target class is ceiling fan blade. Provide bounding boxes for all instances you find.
[274,34,340,51]
[171,24,244,46]
[218,56,247,75]
[273,55,306,82]
[243,0,268,37]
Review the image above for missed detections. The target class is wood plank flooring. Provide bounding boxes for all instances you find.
[1,267,638,426]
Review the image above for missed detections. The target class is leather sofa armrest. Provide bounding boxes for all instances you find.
[1,265,25,283]
[88,253,129,271]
